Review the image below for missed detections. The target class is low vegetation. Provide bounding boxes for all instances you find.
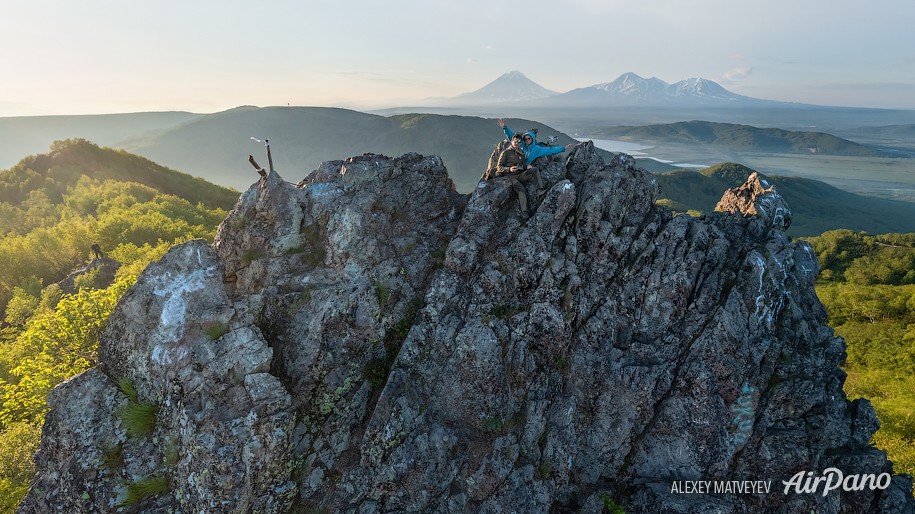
[806,230,915,476]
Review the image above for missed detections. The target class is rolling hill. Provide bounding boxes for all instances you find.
[1,138,238,211]
[118,106,600,192]
[0,111,199,170]
[594,120,891,157]
[655,163,915,236]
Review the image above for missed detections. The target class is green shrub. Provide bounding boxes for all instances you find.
[123,474,169,506]
[115,377,139,403]
[201,321,229,340]
[375,281,390,310]
[600,493,626,514]
[102,443,125,470]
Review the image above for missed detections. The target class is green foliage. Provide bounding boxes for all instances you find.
[240,249,263,266]
[72,267,102,291]
[115,377,139,403]
[119,400,158,439]
[3,288,39,327]
[122,474,169,506]
[0,276,134,426]
[599,493,626,514]
[0,422,41,512]
[115,377,158,438]
[102,442,125,471]
[810,231,915,477]
[201,321,229,340]
[0,173,226,317]
[481,416,504,433]
[489,304,521,320]
[0,139,236,211]
[375,281,390,310]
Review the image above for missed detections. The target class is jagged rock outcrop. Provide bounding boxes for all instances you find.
[19,145,914,513]
[715,171,792,232]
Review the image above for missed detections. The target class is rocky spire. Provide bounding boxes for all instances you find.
[18,146,913,513]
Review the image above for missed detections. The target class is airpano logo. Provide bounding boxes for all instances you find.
[670,468,893,497]
[782,468,892,496]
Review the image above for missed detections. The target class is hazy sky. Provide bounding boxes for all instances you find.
[2,0,914,116]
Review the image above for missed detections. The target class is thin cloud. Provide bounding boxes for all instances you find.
[719,66,753,83]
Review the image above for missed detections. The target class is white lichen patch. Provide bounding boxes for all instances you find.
[151,265,218,340]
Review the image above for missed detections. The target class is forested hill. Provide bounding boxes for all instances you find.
[596,120,890,157]
[0,140,236,320]
[1,139,237,212]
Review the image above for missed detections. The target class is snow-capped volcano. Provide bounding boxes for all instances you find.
[548,72,762,106]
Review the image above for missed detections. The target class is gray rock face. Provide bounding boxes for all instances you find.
[19,146,914,513]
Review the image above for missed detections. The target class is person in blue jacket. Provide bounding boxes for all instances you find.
[498,118,574,166]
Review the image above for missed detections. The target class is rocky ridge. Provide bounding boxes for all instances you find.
[18,144,915,513]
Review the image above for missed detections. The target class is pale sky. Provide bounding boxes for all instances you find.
[2,0,914,116]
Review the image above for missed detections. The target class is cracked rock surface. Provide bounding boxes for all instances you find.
[19,146,914,513]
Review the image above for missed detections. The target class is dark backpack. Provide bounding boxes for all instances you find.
[482,138,512,180]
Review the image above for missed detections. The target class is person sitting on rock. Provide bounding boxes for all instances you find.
[498,118,574,167]
[496,133,545,217]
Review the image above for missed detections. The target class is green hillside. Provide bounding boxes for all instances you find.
[120,107,598,193]
[655,163,915,236]
[597,120,889,157]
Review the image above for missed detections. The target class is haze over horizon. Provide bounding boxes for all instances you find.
[2,0,914,117]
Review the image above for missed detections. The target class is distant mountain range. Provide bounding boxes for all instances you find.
[436,71,777,108]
